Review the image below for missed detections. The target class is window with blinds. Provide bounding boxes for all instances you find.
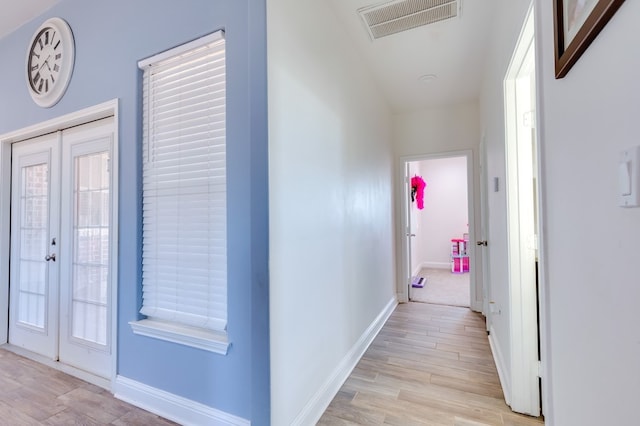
[135,31,227,349]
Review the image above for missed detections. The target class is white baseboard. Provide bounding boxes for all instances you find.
[114,376,250,426]
[488,326,511,406]
[413,261,449,276]
[292,297,398,425]
[423,261,450,270]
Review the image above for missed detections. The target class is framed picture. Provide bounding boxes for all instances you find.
[553,0,625,78]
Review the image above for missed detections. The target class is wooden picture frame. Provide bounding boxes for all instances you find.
[553,0,625,78]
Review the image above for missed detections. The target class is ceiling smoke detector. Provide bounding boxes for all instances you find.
[358,0,461,40]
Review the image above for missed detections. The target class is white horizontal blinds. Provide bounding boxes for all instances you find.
[140,31,227,332]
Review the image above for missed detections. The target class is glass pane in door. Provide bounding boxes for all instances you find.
[17,163,49,328]
[71,152,109,346]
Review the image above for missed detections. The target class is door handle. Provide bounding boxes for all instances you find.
[476,240,488,247]
[406,233,416,237]
[45,253,56,262]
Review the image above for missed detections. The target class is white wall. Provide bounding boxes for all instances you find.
[267,0,396,424]
[534,0,640,424]
[394,103,481,306]
[482,0,640,423]
[412,157,469,269]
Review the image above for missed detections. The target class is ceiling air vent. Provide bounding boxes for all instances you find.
[358,0,460,40]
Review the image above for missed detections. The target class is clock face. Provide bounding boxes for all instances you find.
[28,26,63,95]
[26,18,75,108]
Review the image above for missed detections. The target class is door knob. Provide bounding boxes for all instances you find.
[476,240,488,247]
[45,253,56,262]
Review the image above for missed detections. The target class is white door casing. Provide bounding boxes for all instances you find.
[399,151,476,308]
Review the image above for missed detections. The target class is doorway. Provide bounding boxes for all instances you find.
[2,108,118,385]
[401,151,476,309]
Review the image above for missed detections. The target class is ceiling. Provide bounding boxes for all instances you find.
[0,0,59,40]
[328,0,497,112]
[1,0,495,114]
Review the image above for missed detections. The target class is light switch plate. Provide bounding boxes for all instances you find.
[619,146,640,207]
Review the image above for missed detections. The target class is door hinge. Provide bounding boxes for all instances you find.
[537,360,543,378]
[523,109,536,128]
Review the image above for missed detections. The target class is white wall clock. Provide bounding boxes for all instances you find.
[26,17,75,108]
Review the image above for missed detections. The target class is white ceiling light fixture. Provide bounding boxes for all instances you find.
[358,0,461,40]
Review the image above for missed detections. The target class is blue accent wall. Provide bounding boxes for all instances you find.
[0,0,270,422]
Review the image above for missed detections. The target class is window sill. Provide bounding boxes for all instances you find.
[129,319,229,355]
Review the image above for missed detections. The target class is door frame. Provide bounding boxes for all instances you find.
[0,99,119,388]
[397,149,480,311]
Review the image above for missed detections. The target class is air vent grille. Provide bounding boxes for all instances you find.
[358,0,460,40]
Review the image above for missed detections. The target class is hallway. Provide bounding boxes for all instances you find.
[318,303,544,425]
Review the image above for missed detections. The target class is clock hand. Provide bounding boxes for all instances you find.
[43,55,52,69]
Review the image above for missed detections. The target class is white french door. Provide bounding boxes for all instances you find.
[9,117,114,379]
[9,133,60,360]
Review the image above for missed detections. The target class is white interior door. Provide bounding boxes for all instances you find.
[479,137,491,323]
[9,117,114,379]
[403,162,414,300]
[503,6,540,415]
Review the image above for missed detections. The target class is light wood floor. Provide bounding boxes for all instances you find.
[0,349,176,425]
[318,302,544,425]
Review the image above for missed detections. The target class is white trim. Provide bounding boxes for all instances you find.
[488,326,511,406]
[421,262,451,270]
[114,375,249,426]
[470,299,483,312]
[413,261,451,275]
[0,99,119,388]
[533,0,552,419]
[292,297,397,426]
[0,99,118,143]
[129,319,229,355]
[110,104,120,387]
[0,141,9,344]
